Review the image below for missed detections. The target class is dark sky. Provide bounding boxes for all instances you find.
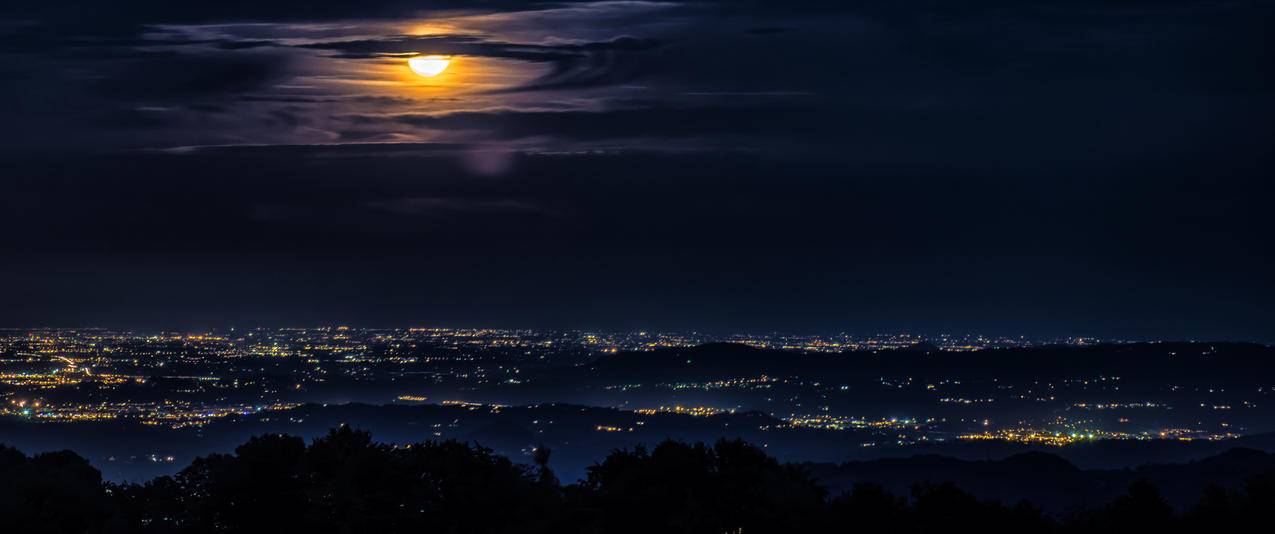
[2,1,1272,340]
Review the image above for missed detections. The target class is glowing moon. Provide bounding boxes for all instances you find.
[408,55,451,77]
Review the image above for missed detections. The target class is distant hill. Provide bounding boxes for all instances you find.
[585,341,1275,384]
[804,446,1275,514]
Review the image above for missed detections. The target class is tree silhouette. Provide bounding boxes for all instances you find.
[0,445,112,534]
[4,431,1273,533]
[573,438,825,533]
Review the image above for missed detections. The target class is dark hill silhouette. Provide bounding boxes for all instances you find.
[900,341,943,354]
[803,446,1275,515]
[587,342,790,381]
[586,341,1275,387]
[462,419,541,451]
[5,429,1275,533]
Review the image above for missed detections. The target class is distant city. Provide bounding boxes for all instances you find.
[0,327,1105,427]
[2,328,1270,483]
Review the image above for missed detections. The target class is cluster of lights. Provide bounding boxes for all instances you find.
[633,405,735,417]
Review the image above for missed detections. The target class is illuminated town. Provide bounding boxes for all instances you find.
[2,327,1269,483]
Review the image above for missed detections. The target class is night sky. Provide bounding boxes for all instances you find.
[2,1,1272,340]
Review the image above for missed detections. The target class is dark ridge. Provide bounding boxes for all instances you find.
[585,341,1275,384]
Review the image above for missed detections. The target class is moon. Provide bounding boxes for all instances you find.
[408,55,451,77]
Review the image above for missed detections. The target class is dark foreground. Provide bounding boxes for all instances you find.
[4,427,1271,533]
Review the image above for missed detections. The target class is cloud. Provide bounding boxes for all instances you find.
[0,1,599,28]
[498,36,663,92]
[2,0,1271,154]
[356,105,809,142]
[92,50,293,101]
[298,34,662,91]
[298,34,659,61]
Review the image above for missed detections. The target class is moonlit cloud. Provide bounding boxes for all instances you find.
[6,1,1269,155]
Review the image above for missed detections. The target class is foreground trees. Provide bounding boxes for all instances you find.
[110,427,554,533]
[3,428,1273,533]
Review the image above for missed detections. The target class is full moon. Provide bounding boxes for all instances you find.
[408,55,451,77]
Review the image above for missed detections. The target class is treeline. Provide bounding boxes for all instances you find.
[3,427,1272,533]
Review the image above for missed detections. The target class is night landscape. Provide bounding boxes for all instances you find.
[2,1,1273,532]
